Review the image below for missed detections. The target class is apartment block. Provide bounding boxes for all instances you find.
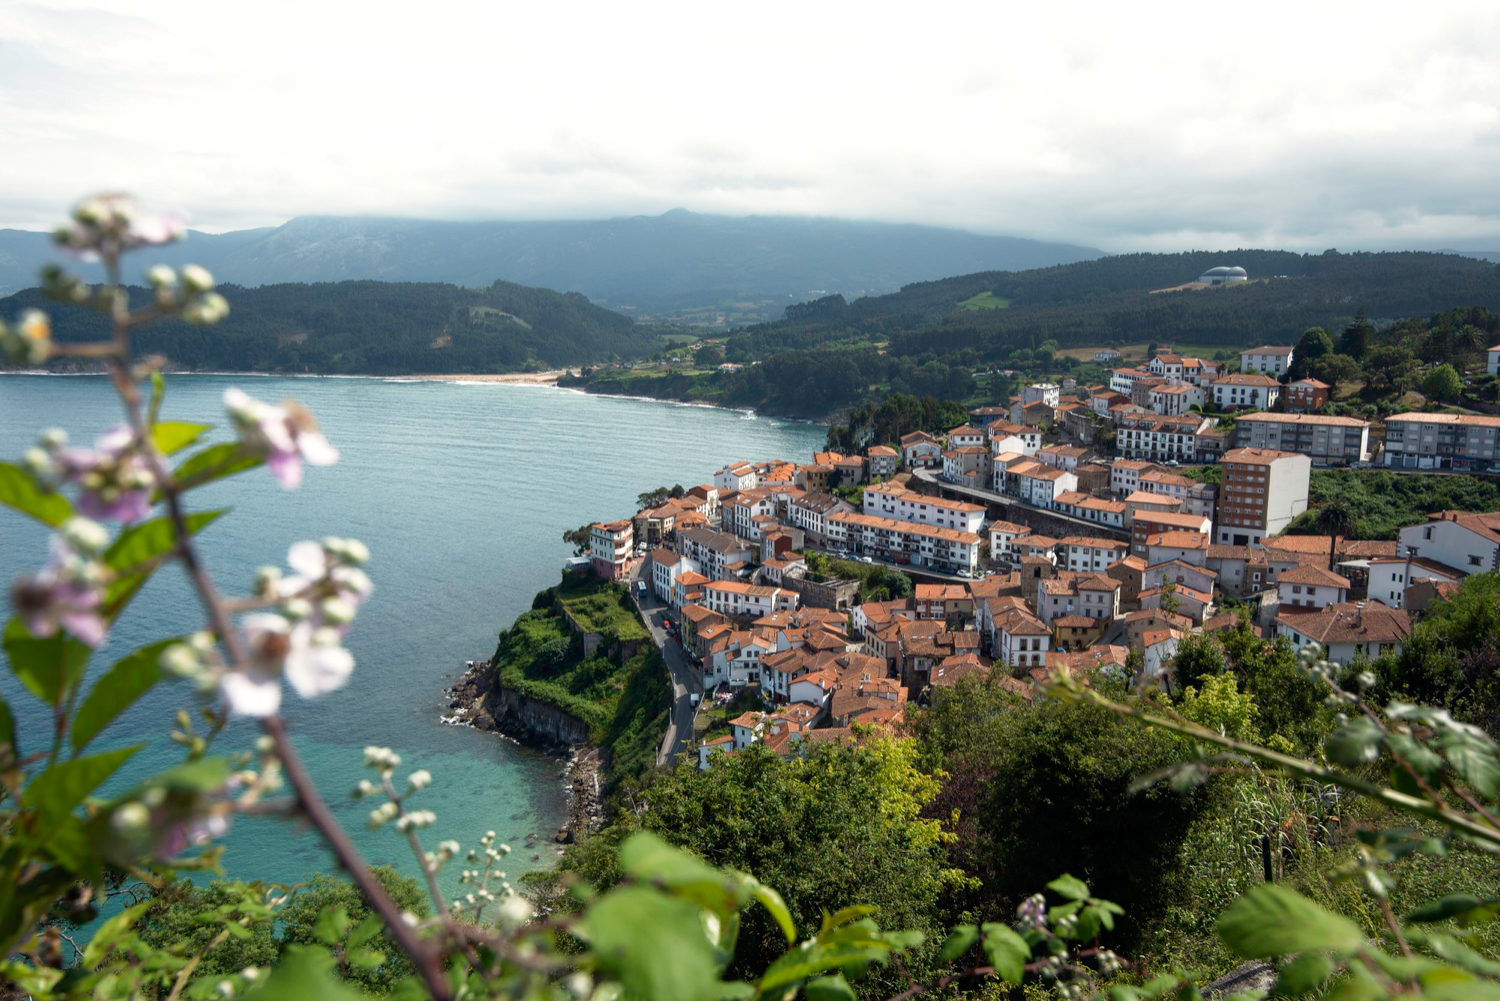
[1382,413,1500,472]
[1233,412,1371,466]
[1214,447,1311,547]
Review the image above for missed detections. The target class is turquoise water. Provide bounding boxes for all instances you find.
[0,374,826,896]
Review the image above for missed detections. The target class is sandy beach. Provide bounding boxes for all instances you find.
[414,371,569,385]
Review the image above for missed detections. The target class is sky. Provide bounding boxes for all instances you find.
[3,1,1499,253]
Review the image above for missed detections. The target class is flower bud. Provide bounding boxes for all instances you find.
[22,448,54,478]
[495,894,533,928]
[61,517,109,555]
[282,597,313,621]
[73,198,107,225]
[111,801,151,837]
[38,428,68,451]
[183,292,230,326]
[145,265,177,288]
[159,643,202,679]
[320,596,356,625]
[253,566,282,597]
[407,769,432,792]
[352,779,377,799]
[189,631,217,653]
[180,264,215,294]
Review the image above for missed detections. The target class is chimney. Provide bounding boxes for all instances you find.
[1355,601,1364,627]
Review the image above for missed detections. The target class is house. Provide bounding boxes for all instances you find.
[1109,367,1154,396]
[825,511,982,575]
[1144,530,1212,567]
[946,425,987,449]
[673,570,710,611]
[1212,373,1282,411]
[1147,353,1185,380]
[968,405,1011,427]
[1142,629,1184,679]
[1124,609,1193,649]
[1364,557,1464,610]
[677,527,754,581]
[994,601,1052,672]
[1037,573,1121,625]
[1285,378,1332,412]
[1111,459,1158,496]
[1115,414,1213,463]
[1489,344,1500,377]
[703,581,798,619]
[988,520,1032,560]
[1093,348,1122,362]
[714,462,759,494]
[650,548,696,604]
[1108,555,1148,610]
[1276,564,1351,611]
[697,734,735,769]
[930,651,991,689]
[1139,582,1213,623]
[1382,413,1500,472]
[900,431,943,469]
[867,445,899,479]
[1012,463,1078,508]
[1207,544,1269,597]
[914,583,974,622]
[1053,491,1128,529]
[987,422,1043,455]
[1397,510,1500,575]
[862,485,985,533]
[1144,558,1216,597]
[1131,510,1212,556]
[589,520,634,581]
[1022,383,1061,408]
[1232,413,1371,467]
[1037,444,1090,472]
[941,446,991,488]
[1275,601,1411,665]
[1240,346,1295,377]
[722,490,778,540]
[1052,614,1106,650]
[1149,383,1204,416]
[788,492,854,546]
[1059,536,1130,573]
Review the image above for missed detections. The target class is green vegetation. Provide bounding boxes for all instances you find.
[8,279,667,374]
[1287,469,1500,539]
[956,291,1010,310]
[805,550,914,602]
[491,575,667,794]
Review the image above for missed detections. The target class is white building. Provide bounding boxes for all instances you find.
[1111,459,1157,496]
[1149,383,1204,416]
[1233,413,1371,467]
[946,425,986,449]
[862,484,986,533]
[1489,344,1500,377]
[1059,536,1130,573]
[995,605,1052,671]
[650,549,696,604]
[1397,510,1500,575]
[1276,565,1350,611]
[703,581,798,618]
[1364,557,1464,609]
[1240,345,1294,376]
[677,527,754,581]
[1021,383,1061,408]
[988,520,1032,559]
[1275,602,1411,666]
[1212,374,1282,411]
[825,511,982,574]
[1013,463,1078,508]
[714,462,759,494]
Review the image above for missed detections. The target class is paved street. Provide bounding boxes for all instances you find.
[628,559,702,767]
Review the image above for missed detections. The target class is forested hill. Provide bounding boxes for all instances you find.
[1,280,662,375]
[0,211,1103,323]
[747,249,1500,356]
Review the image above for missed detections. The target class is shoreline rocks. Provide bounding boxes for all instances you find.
[445,659,605,845]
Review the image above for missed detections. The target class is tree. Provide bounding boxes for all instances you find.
[1422,363,1463,403]
[562,523,594,555]
[1177,672,1258,740]
[1314,498,1355,571]
[1310,353,1362,395]
[1336,309,1374,360]
[1290,327,1334,379]
[277,867,432,995]
[1363,343,1420,398]
[695,343,724,366]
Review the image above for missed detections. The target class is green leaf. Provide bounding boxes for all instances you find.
[1273,953,1336,994]
[1406,894,1500,926]
[314,905,351,945]
[1047,873,1090,900]
[71,639,176,751]
[741,874,796,945]
[1385,733,1445,785]
[0,462,70,526]
[346,914,383,950]
[618,831,741,912]
[980,923,1031,984]
[0,697,14,757]
[22,746,141,842]
[1217,884,1366,959]
[104,509,226,571]
[938,924,979,963]
[1326,716,1385,767]
[1412,929,1500,977]
[81,901,150,967]
[347,948,386,972]
[5,618,92,705]
[172,442,261,490]
[245,944,366,1001]
[151,422,212,456]
[806,973,857,1001]
[581,886,723,1001]
[1441,730,1500,801]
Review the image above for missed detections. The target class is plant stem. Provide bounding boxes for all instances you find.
[267,717,452,1001]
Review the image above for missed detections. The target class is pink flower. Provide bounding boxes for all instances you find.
[224,389,339,490]
[54,194,185,260]
[51,426,154,523]
[10,538,107,646]
[221,613,355,718]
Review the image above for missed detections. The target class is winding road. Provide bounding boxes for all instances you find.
[628,559,702,767]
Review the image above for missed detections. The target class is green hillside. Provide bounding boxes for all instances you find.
[2,279,664,374]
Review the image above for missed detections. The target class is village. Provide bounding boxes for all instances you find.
[578,343,1500,769]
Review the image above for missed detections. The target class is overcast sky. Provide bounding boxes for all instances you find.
[3,1,1499,253]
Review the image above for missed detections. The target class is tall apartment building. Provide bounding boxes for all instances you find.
[1239,346,1295,376]
[861,485,985,533]
[1214,448,1311,547]
[589,520,634,581]
[1232,412,1371,466]
[1382,413,1500,472]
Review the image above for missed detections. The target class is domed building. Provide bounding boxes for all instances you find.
[1198,265,1248,284]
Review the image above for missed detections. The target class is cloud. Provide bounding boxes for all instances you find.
[1,0,1498,253]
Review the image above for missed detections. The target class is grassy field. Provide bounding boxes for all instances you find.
[956,291,1010,311]
[557,574,649,642]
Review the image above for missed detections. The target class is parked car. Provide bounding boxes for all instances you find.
[690,692,702,707]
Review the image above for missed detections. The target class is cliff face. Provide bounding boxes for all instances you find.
[447,660,591,752]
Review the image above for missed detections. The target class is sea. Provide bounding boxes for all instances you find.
[0,374,827,898]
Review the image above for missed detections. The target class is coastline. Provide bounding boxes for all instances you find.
[445,659,603,846]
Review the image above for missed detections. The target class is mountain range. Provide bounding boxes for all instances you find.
[0,210,1102,323]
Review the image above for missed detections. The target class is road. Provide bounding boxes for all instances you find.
[798,543,975,584]
[628,559,702,767]
[911,467,1132,541]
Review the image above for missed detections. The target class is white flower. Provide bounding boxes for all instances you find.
[219,613,354,718]
[224,388,338,489]
[495,894,533,928]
